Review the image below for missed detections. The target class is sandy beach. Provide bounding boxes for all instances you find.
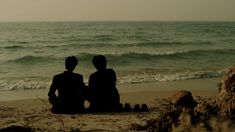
[1,21,235,131]
[0,78,219,131]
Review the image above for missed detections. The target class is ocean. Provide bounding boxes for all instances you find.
[0,21,234,91]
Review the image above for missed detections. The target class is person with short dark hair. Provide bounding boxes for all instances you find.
[48,56,85,114]
[87,55,120,112]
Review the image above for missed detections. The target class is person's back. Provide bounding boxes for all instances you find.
[48,56,85,114]
[87,55,120,112]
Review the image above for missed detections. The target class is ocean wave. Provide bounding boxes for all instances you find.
[118,70,224,84]
[0,79,50,91]
[93,34,116,41]
[62,41,214,48]
[7,40,30,44]
[4,48,235,64]
[1,44,65,50]
[131,41,214,47]
[78,49,235,61]
[7,55,59,64]
[2,45,25,49]
[78,51,184,60]
[182,49,235,58]
[0,70,224,91]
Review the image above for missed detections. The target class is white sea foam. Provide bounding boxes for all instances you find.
[0,70,224,91]
[0,80,50,91]
[117,70,224,84]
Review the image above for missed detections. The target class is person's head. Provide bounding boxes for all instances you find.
[92,55,107,71]
[65,56,78,71]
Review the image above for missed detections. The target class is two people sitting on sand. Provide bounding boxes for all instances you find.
[48,55,120,114]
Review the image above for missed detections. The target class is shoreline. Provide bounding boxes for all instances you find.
[0,78,219,101]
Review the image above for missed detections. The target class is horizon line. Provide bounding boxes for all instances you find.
[0,20,235,23]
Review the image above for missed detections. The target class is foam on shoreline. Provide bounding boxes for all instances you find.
[0,70,223,91]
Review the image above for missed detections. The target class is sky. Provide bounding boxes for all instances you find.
[0,0,234,22]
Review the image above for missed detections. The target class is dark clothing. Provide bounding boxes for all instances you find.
[48,71,85,114]
[87,69,120,112]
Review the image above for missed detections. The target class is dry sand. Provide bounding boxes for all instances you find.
[0,78,219,131]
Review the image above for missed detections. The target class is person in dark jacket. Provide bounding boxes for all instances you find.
[87,55,120,112]
[48,56,85,114]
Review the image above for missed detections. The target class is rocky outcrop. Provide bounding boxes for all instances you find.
[168,90,197,108]
[129,66,235,132]
[217,66,235,118]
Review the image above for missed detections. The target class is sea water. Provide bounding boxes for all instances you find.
[0,21,234,91]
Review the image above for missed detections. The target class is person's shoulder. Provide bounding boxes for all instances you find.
[73,73,83,78]
[89,71,99,79]
[90,71,98,76]
[107,69,115,74]
[53,72,64,79]
[52,73,65,82]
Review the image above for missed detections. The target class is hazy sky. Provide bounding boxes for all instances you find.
[0,0,234,21]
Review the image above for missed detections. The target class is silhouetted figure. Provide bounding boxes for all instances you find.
[48,56,85,114]
[87,55,120,112]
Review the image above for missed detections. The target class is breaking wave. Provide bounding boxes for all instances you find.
[0,70,224,91]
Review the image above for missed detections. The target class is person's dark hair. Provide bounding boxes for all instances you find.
[92,55,107,71]
[65,56,78,71]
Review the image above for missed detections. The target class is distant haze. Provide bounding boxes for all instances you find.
[0,0,234,22]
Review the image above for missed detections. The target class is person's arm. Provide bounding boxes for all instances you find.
[110,69,117,83]
[80,75,86,98]
[88,75,94,89]
[48,76,58,105]
[86,75,94,102]
[81,76,86,90]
